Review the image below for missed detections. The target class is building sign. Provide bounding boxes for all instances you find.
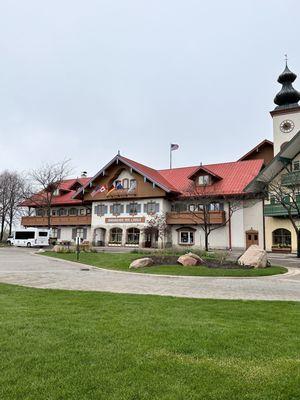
[105,217,145,223]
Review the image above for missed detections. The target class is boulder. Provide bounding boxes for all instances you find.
[129,257,154,269]
[238,245,268,269]
[53,245,66,253]
[185,252,204,264]
[177,254,201,266]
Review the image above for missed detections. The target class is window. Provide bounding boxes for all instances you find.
[52,209,58,216]
[270,196,276,205]
[129,179,137,189]
[144,202,159,214]
[79,208,85,216]
[123,178,129,189]
[36,209,45,217]
[95,204,107,216]
[76,228,84,239]
[198,175,210,186]
[15,231,35,240]
[294,161,300,171]
[38,232,48,237]
[179,231,194,245]
[58,208,67,216]
[51,228,58,238]
[69,208,78,216]
[272,229,291,247]
[209,203,224,211]
[188,204,196,212]
[126,202,141,215]
[110,203,123,216]
[127,228,140,244]
[197,204,204,211]
[53,189,60,196]
[72,227,87,241]
[110,228,122,244]
[115,180,123,190]
[86,208,91,215]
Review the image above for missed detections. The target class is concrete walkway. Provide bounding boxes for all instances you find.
[0,247,300,301]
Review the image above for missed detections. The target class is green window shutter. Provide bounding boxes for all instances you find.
[83,228,87,240]
[126,204,131,213]
[137,203,141,213]
[57,229,61,239]
[155,203,160,213]
[110,205,114,214]
[94,205,99,215]
[104,205,108,214]
[120,205,124,214]
[72,228,77,239]
[144,204,148,213]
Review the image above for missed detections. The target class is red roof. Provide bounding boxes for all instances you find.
[119,155,178,192]
[158,159,264,197]
[23,156,264,207]
[21,177,90,207]
[119,156,264,196]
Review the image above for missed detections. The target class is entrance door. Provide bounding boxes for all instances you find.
[246,230,259,248]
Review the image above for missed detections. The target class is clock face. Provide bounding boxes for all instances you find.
[280,119,295,133]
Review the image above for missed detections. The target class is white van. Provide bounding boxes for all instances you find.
[11,228,50,248]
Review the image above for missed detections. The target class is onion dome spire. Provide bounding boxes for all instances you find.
[274,56,300,109]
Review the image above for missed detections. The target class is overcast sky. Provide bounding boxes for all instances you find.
[1,0,300,177]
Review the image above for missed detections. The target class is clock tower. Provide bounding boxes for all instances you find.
[271,61,300,155]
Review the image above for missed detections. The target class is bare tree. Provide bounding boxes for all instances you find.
[0,171,10,241]
[27,160,72,229]
[144,213,169,248]
[261,168,300,257]
[0,171,26,240]
[171,181,254,251]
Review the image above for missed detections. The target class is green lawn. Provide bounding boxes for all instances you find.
[0,283,299,399]
[43,251,287,277]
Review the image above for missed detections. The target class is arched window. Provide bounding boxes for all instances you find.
[69,208,78,216]
[127,228,140,244]
[110,228,122,244]
[58,208,67,216]
[272,229,291,247]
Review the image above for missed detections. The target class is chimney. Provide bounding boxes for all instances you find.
[81,171,87,178]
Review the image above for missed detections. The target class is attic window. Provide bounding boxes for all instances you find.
[53,189,60,196]
[198,175,210,186]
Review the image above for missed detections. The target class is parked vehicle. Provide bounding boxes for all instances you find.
[10,228,50,247]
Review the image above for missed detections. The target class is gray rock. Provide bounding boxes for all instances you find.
[129,257,154,269]
[238,245,268,268]
[177,255,200,266]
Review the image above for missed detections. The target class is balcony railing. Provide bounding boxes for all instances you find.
[264,203,299,217]
[281,171,300,186]
[166,211,226,225]
[21,215,92,227]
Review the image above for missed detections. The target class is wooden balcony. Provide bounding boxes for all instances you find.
[166,211,226,225]
[21,215,92,227]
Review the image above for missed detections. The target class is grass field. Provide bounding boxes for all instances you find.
[0,283,299,399]
[43,251,287,277]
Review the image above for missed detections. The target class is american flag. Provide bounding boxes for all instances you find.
[170,143,179,151]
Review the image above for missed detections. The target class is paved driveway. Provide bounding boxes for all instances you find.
[0,247,300,301]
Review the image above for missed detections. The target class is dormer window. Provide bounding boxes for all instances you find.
[53,189,60,196]
[294,161,300,171]
[198,175,210,186]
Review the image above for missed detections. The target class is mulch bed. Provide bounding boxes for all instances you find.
[150,255,253,269]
